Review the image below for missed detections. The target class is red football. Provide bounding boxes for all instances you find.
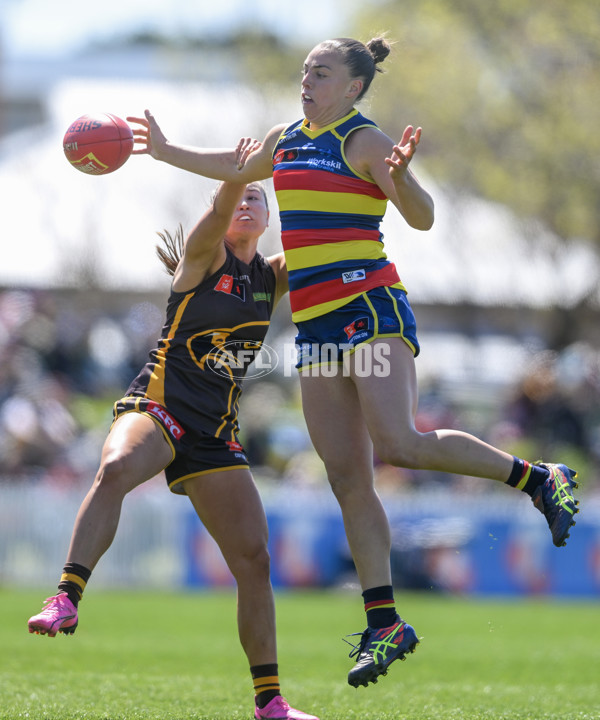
[63,113,134,175]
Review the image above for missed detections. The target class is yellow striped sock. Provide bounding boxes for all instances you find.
[253,675,280,696]
[515,464,532,491]
[60,573,87,599]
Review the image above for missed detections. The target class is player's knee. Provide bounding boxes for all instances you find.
[95,453,134,494]
[327,470,349,499]
[229,541,271,583]
[326,464,371,501]
[374,437,421,469]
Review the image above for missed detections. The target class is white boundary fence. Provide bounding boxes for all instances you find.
[2,482,600,596]
[0,479,187,589]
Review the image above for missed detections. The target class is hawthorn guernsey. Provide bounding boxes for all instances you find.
[272,109,406,323]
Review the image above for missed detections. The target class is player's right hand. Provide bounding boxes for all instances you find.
[127,110,168,160]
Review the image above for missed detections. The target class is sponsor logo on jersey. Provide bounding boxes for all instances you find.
[274,148,299,164]
[342,269,366,284]
[306,157,342,170]
[281,127,303,143]
[344,317,369,340]
[214,274,246,301]
[226,440,247,460]
[146,402,186,439]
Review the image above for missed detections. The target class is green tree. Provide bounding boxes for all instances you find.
[353,0,600,245]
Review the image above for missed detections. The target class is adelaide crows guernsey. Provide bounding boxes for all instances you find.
[125,247,276,443]
[272,109,405,322]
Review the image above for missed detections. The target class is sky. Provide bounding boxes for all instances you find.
[1,0,360,58]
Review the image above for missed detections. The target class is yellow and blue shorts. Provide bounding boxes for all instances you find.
[294,285,420,370]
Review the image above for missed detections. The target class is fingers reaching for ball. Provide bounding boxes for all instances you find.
[127,109,168,159]
[126,113,262,172]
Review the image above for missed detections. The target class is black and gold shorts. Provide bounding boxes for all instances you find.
[113,396,249,495]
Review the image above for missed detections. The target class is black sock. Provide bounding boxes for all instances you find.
[506,457,549,497]
[58,562,91,608]
[251,663,280,709]
[363,585,397,629]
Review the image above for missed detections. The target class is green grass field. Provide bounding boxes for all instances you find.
[2,588,599,719]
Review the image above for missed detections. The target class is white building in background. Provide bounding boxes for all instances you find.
[1,44,599,391]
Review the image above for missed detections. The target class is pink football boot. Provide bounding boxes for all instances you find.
[28,593,78,637]
[254,696,319,720]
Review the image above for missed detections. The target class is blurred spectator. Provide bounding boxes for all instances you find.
[0,287,598,494]
[497,348,600,490]
[0,289,163,484]
[505,353,588,453]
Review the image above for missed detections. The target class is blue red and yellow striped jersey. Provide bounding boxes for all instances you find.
[272,109,405,322]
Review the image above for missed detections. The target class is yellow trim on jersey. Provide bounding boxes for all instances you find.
[276,189,387,215]
[296,111,385,184]
[298,109,359,138]
[147,291,195,405]
[232,389,242,439]
[285,240,387,271]
[215,384,240,440]
[340,124,386,183]
[291,281,406,323]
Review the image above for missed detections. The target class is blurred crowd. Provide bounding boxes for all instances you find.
[0,287,599,495]
[0,288,163,486]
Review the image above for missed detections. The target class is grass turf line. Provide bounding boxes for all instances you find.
[3,588,599,719]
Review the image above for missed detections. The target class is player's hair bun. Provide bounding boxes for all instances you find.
[366,37,391,66]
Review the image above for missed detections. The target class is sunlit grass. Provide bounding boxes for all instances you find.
[2,588,599,719]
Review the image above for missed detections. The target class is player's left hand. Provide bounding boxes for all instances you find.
[385,125,421,179]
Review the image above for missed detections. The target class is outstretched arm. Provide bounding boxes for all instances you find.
[171,138,265,291]
[127,110,284,183]
[169,181,246,291]
[384,126,434,230]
